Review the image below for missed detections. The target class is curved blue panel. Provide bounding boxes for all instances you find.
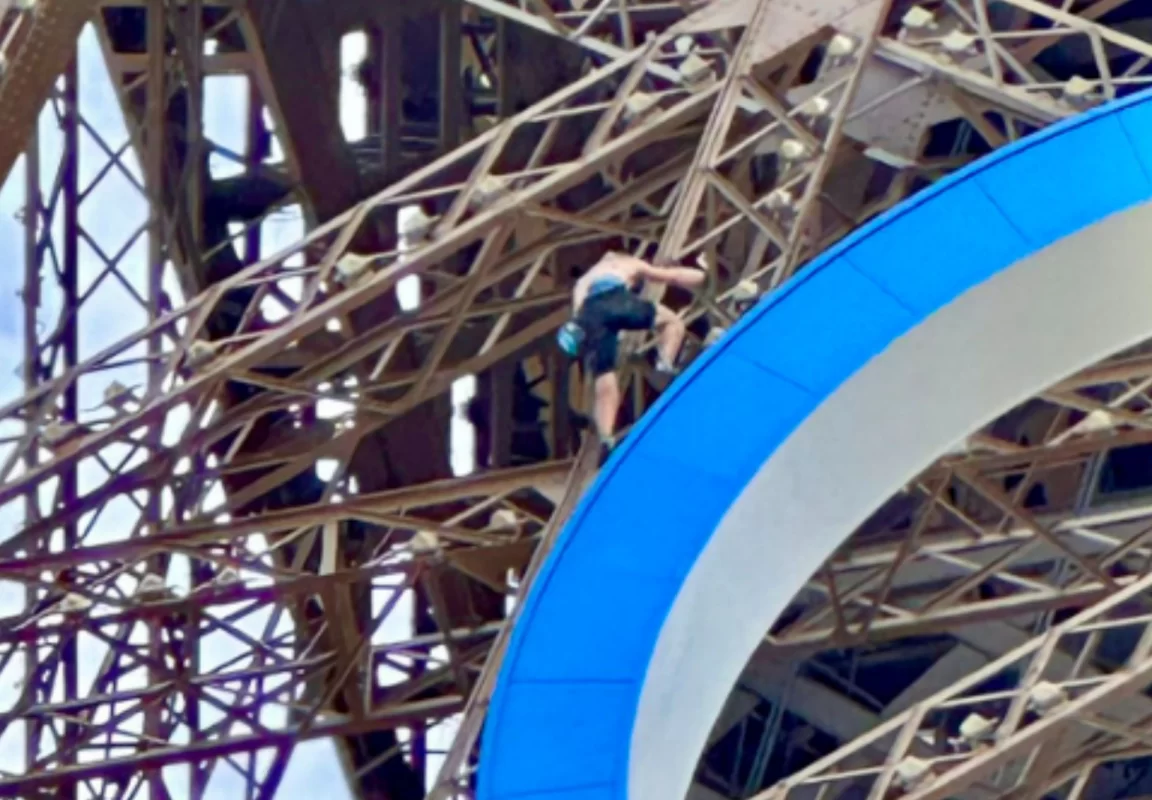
[479,90,1152,800]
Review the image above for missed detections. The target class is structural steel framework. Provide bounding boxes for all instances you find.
[2,0,1152,798]
[480,64,1152,800]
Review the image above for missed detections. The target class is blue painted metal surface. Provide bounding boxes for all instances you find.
[478,91,1152,800]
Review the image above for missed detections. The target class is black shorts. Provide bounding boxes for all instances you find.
[578,287,656,376]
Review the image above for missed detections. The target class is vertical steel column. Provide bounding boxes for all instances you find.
[489,363,513,467]
[244,82,268,264]
[410,593,431,787]
[440,1,462,153]
[145,0,166,325]
[20,52,84,800]
[494,16,511,119]
[185,0,203,255]
[144,4,167,796]
[60,56,80,800]
[373,21,403,173]
[547,352,572,459]
[19,72,41,781]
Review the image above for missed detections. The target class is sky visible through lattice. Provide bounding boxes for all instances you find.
[0,24,474,797]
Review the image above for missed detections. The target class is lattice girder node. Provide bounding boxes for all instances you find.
[468,174,511,210]
[939,29,978,59]
[335,252,377,287]
[39,420,78,449]
[184,340,219,369]
[623,90,661,121]
[893,756,934,792]
[1063,74,1102,109]
[678,49,715,86]
[1028,680,1068,716]
[57,592,92,613]
[899,6,938,35]
[955,712,998,750]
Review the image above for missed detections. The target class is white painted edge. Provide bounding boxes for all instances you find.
[630,200,1152,800]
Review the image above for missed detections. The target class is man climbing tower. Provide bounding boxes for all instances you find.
[556,250,706,461]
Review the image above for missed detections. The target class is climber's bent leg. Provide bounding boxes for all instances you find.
[586,321,623,445]
[653,303,685,373]
[593,370,621,447]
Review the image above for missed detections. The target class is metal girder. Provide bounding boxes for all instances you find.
[703,331,1152,797]
[0,459,569,795]
[756,570,1152,800]
[5,0,1152,797]
[0,697,464,797]
[461,1,1152,797]
[0,0,101,189]
[427,440,601,800]
[26,0,1147,550]
[763,350,1152,656]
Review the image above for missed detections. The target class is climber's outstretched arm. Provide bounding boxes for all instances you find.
[618,254,707,290]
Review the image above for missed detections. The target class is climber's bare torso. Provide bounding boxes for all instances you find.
[572,252,649,312]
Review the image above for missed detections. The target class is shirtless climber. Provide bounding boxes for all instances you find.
[556,251,706,458]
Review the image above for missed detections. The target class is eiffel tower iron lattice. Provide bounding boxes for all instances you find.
[4,0,1152,798]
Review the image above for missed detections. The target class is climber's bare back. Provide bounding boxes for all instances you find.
[573,252,646,310]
